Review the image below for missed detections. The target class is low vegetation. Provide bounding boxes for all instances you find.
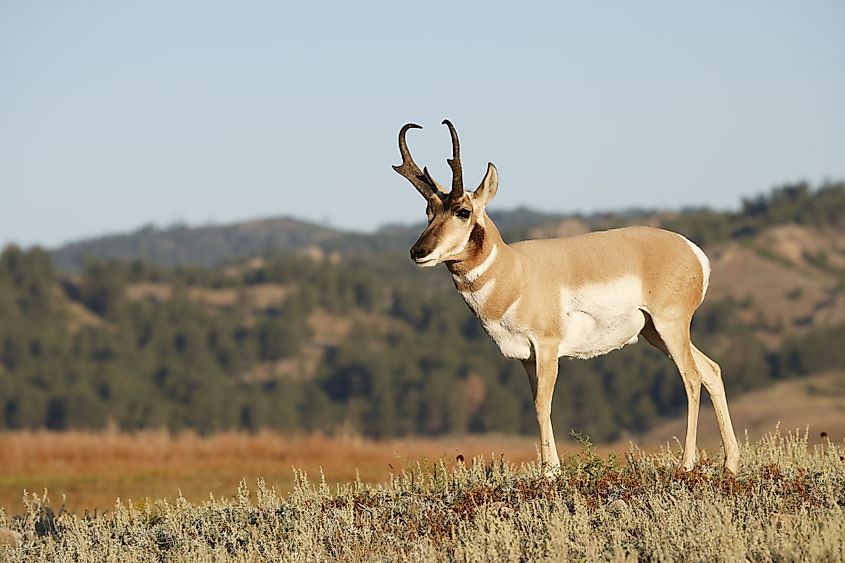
[2,429,843,561]
[0,431,548,515]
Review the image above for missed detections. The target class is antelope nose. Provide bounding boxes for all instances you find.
[410,245,427,261]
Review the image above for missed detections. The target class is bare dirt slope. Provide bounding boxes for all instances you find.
[707,225,845,339]
[633,370,845,452]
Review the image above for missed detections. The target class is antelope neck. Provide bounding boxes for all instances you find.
[447,218,512,289]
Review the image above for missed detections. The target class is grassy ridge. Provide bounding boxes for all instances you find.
[2,430,843,561]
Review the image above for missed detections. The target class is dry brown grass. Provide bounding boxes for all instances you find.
[759,223,845,272]
[3,373,842,519]
[708,243,840,334]
[124,282,292,309]
[307,309,353,346]
[4,429,843,562]
[243,282,292,309]
[0,431,624,516]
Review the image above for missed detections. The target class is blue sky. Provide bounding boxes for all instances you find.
[1,1,843,248]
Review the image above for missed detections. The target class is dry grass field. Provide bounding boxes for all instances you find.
[0,373,844,560]
[1,429,843,561]
[0,431,603,516]
[1,371,843,519]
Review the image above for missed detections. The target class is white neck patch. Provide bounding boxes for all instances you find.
[462,244,498,283]
[460,279,497,312]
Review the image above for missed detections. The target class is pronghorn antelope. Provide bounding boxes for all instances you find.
[393,120,740,476]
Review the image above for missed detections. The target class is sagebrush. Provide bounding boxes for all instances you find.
[2,429,844,562]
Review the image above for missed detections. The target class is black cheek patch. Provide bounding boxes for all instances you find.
[469,223,485,250]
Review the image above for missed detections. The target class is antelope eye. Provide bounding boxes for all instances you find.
[456,208,471,220]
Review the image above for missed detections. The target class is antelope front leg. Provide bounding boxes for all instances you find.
[521,345,561,477]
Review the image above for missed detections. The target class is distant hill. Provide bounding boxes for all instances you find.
[51,181,845,274]
[50,208,581,272]
[51,217,349,271]
[3,180,842,440]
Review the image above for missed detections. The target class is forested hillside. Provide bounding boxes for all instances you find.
[2,181,844,441]
[51,181,845,270]
[51,210,574,271]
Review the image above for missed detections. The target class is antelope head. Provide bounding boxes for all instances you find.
[393,120,499,267]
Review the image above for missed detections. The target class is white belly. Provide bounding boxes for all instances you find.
[557,276,646,360]
[558,309,645,359]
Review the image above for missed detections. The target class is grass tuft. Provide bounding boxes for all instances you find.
[1,428,844,561]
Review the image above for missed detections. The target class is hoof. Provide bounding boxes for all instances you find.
[542,464,561,479]
[676,461,695,474]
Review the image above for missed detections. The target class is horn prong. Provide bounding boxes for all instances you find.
[393,123,443,201]
[441,119,464,198]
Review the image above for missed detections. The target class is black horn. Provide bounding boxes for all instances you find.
[393,123,443,202]
[442,119,464,198]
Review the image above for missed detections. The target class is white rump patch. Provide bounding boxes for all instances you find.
[678,235,710,303]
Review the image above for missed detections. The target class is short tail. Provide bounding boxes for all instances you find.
[680,235,710,304]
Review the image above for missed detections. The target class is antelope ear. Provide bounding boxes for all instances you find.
[472,163,498,207]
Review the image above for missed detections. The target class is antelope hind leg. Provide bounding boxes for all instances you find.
[691,344,740,474]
